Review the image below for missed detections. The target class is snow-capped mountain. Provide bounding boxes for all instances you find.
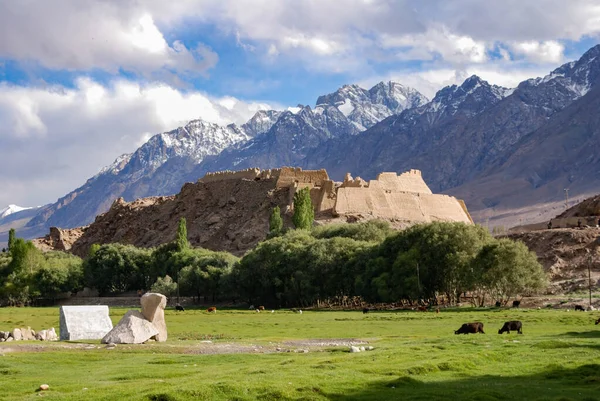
[24,80,427,230]
[0,205,33,219]
[26,119,252,229]
[316,81,428,130]
[241,110,282,137]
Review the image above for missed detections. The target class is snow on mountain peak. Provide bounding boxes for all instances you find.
[0,204,33,219]
[316,81,428,130]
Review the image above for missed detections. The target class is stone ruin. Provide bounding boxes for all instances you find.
[102,292,167,344]
[200,167,473,224]
[0,327,58,342]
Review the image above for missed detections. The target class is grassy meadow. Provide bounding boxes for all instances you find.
[0,307,599,400]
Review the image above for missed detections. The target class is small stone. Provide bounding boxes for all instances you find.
[366,346,374,351]
[39,384,50,391]
[350,346,360,353]
[5,337,13,342]
[360,346,366,351]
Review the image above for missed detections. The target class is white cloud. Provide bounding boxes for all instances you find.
[510,40,565,63]
[2,1,599,76]
[0,79,272,207]
[0,2,218,77]
[380,27,489,64]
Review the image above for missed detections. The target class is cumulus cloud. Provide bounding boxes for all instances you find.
[0,79,272,207]
[2,1,599,77]
[0,2,218,78]
[510,41,565,63]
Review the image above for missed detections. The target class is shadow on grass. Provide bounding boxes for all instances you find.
[325,364,600,401]
[561,330,600,339]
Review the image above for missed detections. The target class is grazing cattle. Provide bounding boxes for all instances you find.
[258,306,265,311]
[175,304,185,312]
[455,322,485,335]
[512,300,521,308]
[575,305,585,311]
[595,318,599,325]
[495,301,502,308]
[363,308,369,314]
[498,320,523,334]
[207,306,217,313]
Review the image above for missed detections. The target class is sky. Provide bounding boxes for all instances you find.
[1,0,600,208]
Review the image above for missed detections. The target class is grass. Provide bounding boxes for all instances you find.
[0,307,599,400]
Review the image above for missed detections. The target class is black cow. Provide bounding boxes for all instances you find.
[575,305,585,311]
[455,322,485,335]
[512,300,521,308]
[595,318,599,325]
[362,308,369,314]
[498,320,523,334]
[495,301,502,307]
[175,304,185,312]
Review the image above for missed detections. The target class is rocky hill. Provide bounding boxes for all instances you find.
[509,228,600,294]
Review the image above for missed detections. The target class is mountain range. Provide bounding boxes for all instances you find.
[5,44,600,242]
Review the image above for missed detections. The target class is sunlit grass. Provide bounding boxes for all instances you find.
[0,307,599,400]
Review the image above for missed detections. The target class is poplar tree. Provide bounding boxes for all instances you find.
[292,187,314,230]
[269,206,283,235]
[177,217,189,251]
[7,228,16,251]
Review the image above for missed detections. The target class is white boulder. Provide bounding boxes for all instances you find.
[101,311,159,344]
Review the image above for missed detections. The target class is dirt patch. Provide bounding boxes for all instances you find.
[184,338,369,355]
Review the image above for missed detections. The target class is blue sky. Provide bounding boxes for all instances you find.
[1,0,600,208]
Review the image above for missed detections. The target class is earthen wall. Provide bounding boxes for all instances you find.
[276,167,329,188]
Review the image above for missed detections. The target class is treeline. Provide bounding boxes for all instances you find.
[0,219,547,307]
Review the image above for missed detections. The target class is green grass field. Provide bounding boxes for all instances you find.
[1,307,599,400]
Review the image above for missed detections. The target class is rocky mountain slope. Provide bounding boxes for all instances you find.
[20,81,427,233]
[448,45,600,226]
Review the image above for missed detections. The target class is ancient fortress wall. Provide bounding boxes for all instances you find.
[370,170,433,194]
[275,167,329,188]
[335,171,470,223]
[202,167,471,224]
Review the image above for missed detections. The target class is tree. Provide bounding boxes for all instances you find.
[151,275,178,297]
[474,238,547,305]
[34,252,84,300]
[177,217,189,251]
[292,187,314,230]
[269,206,283,236]
[84,244,152,295]
[7,228,16,251]
[312,220,393,242]
[357,222,493,305]
[176,249,238,302]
